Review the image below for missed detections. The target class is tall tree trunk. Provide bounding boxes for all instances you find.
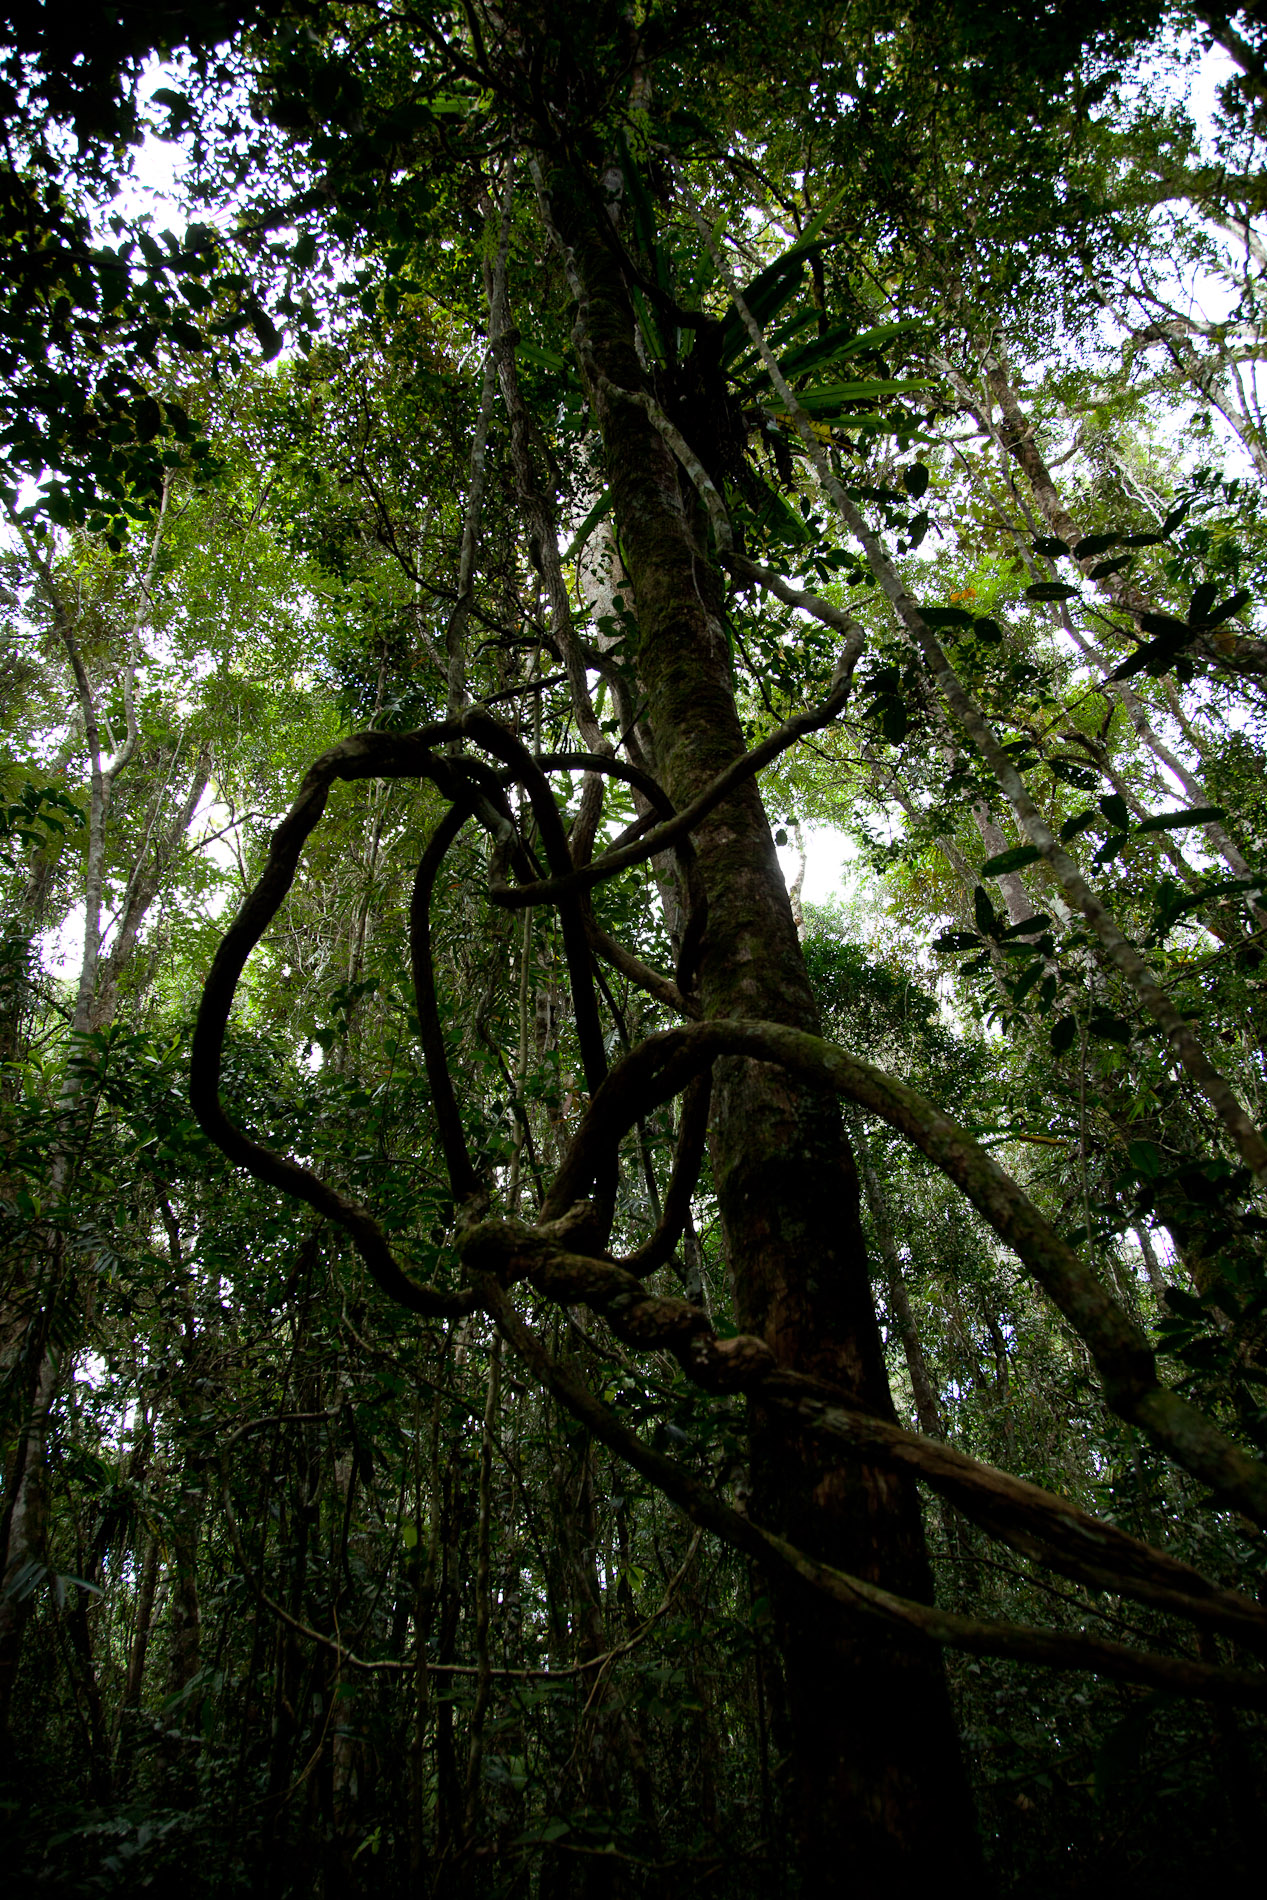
[0,488,178,1744]
[550,174,981,1887]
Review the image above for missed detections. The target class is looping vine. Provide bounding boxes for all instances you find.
[192,694,1267,1707]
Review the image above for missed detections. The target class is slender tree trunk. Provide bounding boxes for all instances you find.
[64,1576,110,1800]
[113,1524,161,1790]
[858,1140,945,1440]
[1135,1225,1167,1297]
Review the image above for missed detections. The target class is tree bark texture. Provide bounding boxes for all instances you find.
[553,175,981,1886]
[0,1335,61,1741]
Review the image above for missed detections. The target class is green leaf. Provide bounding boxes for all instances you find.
[1127,1140,1162,1180]
[919,606,975,627]
[1200,588,1251,627]
[903,461,930,500]
[792,378,934,417]
[616,130,666,289]
[1049,757,1098,790]
[516,341,569,373]
[1072,533,1120,558]
[564,489,614,561]
[168,316,207,351]
[741,469,815,546]
[718,255,806,366]
[630,285,667,366]
[880,700,909,744]
[1164,1286,1207,1321]
[973,885,999,936]
[1152,873,1264,938]
[932,930,983,952]
[1092,830,1130,865]
[248,306,284,360]
[1088,1011,1132,1043]
[1161,500,1192,536]
[1137,613,1190,640]
[731,308,818,377]
[980,845,1041,876]
[1025,581,1080,602]
[1099,793,1130,830]
[4,1557,48,1602]
[1108,627,1190,681]
[1012,960,1046,1004]
[791,185,848,251]
[1033,536,1069,558]
[134,396,162,440]
[778,319,924,381]
[1051,1016,1077,1056]
[1135,805,1224,834]
[528,1819,571,1844]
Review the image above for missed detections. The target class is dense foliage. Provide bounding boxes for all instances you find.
[4,4,1267,1895]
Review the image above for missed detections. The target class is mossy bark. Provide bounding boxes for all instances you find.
[554,181,981,1884]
